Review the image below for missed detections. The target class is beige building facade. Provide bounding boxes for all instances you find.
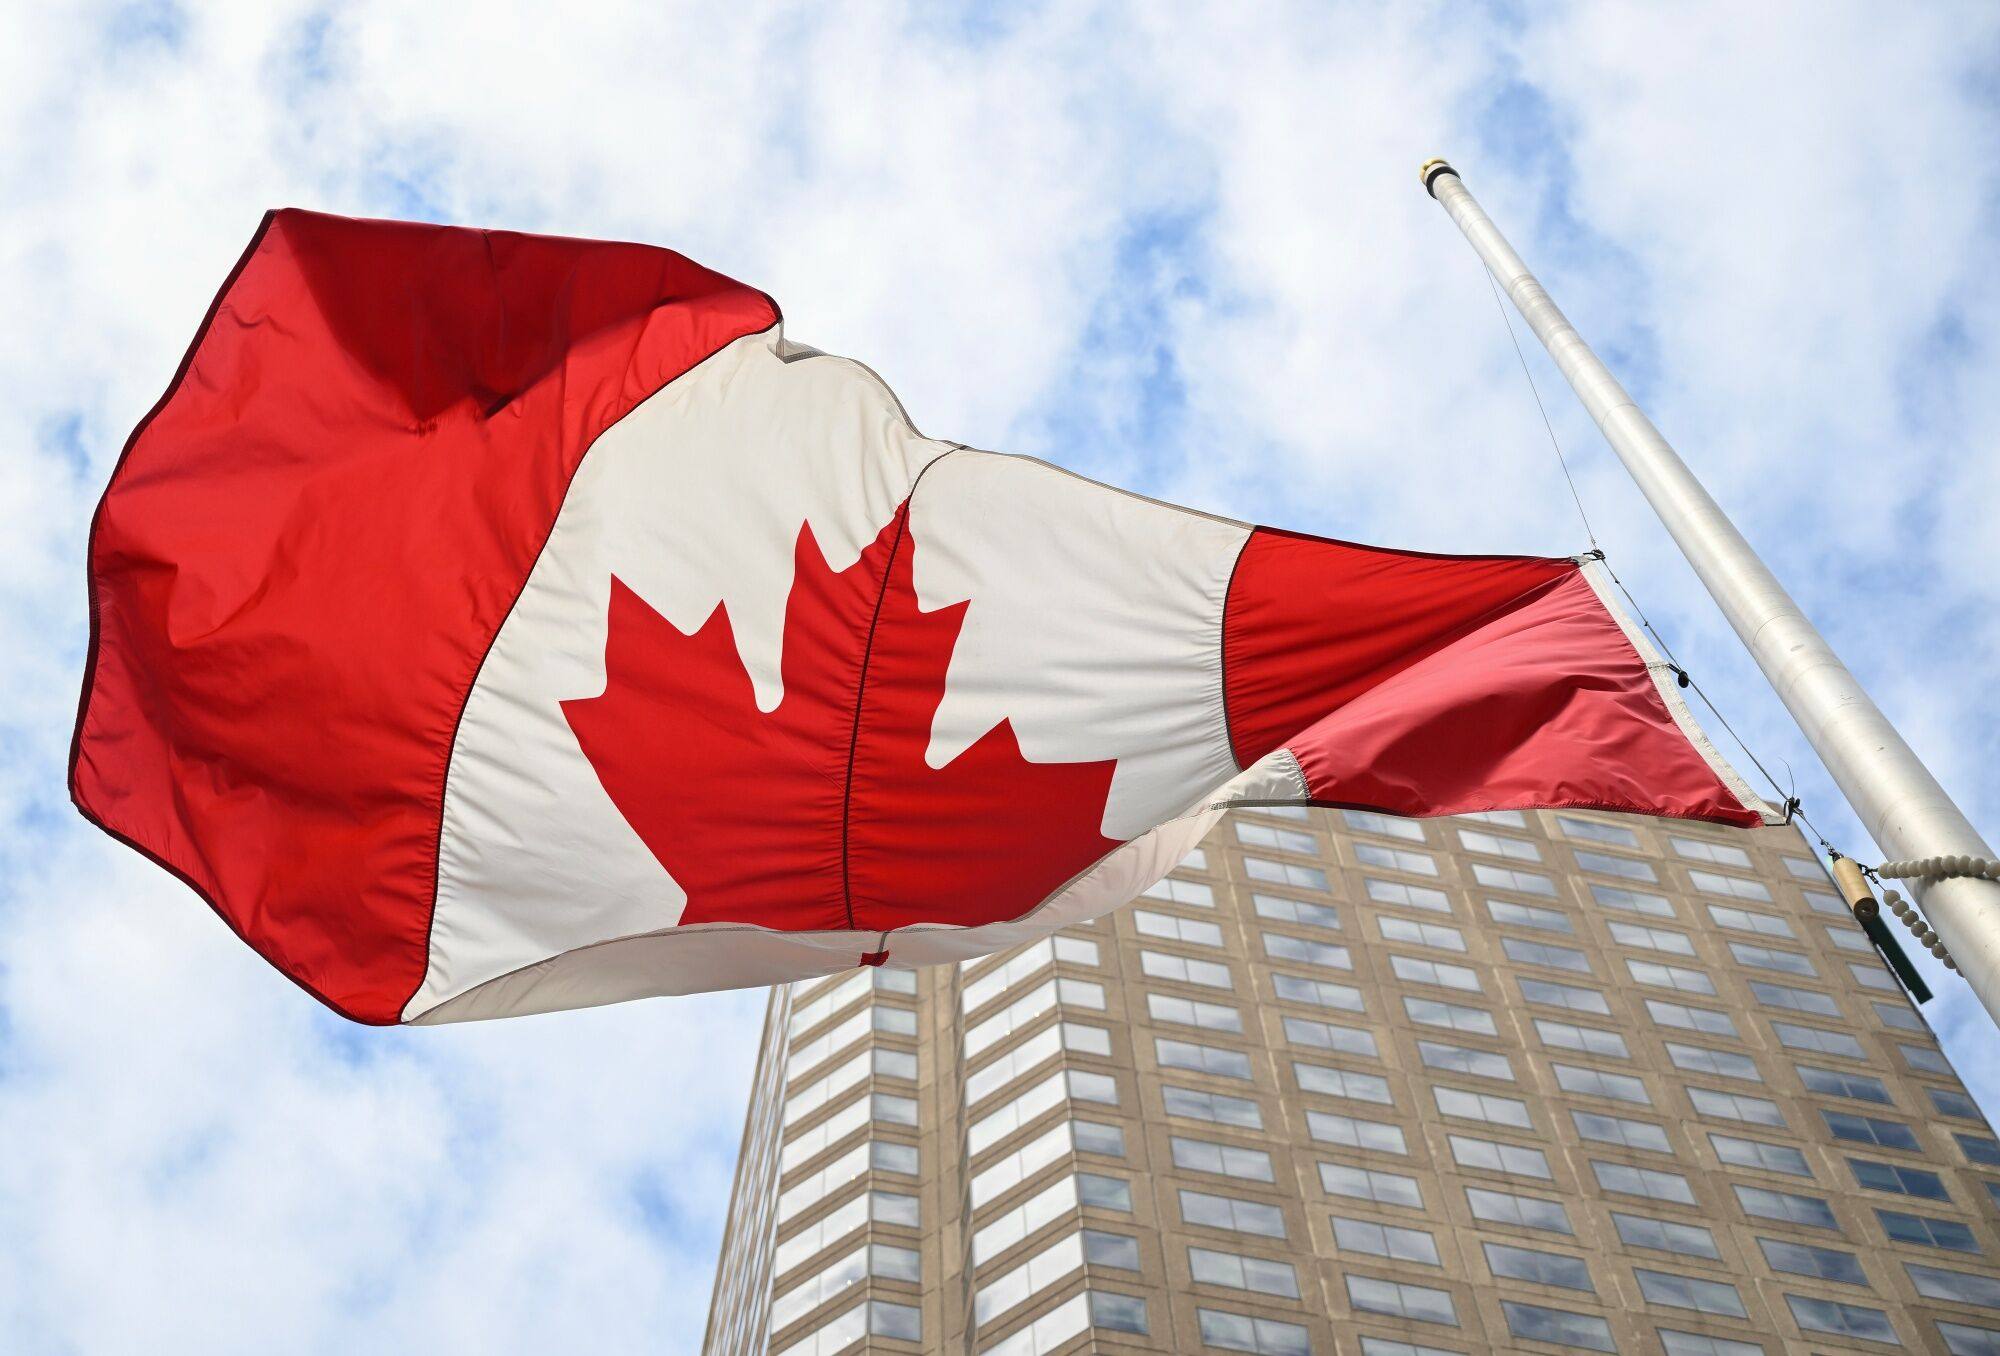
[703,805,2000,1354]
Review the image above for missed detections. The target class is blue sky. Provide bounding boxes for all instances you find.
[4,3,2000,1351]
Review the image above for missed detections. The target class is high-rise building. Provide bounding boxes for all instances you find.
[702,805,2000,1354]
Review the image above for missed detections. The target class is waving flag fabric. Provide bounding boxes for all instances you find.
[70,210,1771,1025]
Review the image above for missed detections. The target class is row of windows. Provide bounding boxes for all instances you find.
[947,1133,2000,1356]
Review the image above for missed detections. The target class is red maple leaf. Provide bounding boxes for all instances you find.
[562,504,1122,935]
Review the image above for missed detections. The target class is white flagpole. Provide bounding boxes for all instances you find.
[1420,158,2000,1028]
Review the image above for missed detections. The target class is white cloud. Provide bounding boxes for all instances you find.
[5,2,2000,1351]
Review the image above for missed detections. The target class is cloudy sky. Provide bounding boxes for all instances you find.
[5,2,2000,1351]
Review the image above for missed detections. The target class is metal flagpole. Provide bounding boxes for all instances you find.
[1419,157,2000,1030]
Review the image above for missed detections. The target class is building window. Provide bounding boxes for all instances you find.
[1332,1215,1441,1265]
[1536,1018,1630,1059]
[970,1175,1079,1264]
[1466,1185,1572,1233]
[1196,1307,1313,1355]
[1489,898,1574,933]
[1708,903,1795,938]
[1484,1241,1594,1292]
[1670,836,1752,868]
[1938,1320,2000,1355]
[1905,1042,1956,1076]
[1346,1275,1459,1326]
[1406,996,1498,1037]
[1244,855,1331,890]
[1758,1237,1867,1285]
[1133,909,1225,948]
[972,1232,1082,1326]
[1634,1268,1748,1318]
[1686,1086,1785,1127]
[1343,809,1426,841]
[1708,1133,1810,1177]
[1379,915,1467,951]
[1172,1135,1275,1183]
[1459,828,1542,862]
[1083,1229,1140,1268]
[1189,1244,1302,1298]
[1627,960,1716,996]
[1933,1087,1985,1120]
[1557,815,1639,847]
[1658,1330,1763,1356]
[1436,1086,1533,1130]
[1666,1043,1763,1082]
[961,936,1100,1013]
[1733,1183,1837,1230]
[1140,950,1234,990]
[1355,843,1438,877]
[1772,1021,1866,1060]
[979,1291,1087,1356]
[1688,869,1771,902]
[1499,1300,1614,1352]
[1365,878,1453,913]
[969,1120,1074,1208]
[1074,1119,1124,1157]
[1140,876,1215,907]
[1076,1172,1132,1211]
[1646,999,1738,1038]
[1271,973,1366,1011]
[1254,894,1340,929]
[1163,1084,1263,1130]
[773,1303,866,1356]
[1783,854,1827,880]
[1610,921,1697,956]
[1149,992,1243,1034]
[1591,1160,1694,1204]
[1284,1015,1378,1059]
[965,976,1106,1057]
[1552,1063,1650,1105]
[1574,849,1657,882]
[1234,820,1317,855]
[1156,1037,1254,1082]
[1877,1209,1979,1253]
[1960,1133,2000,1167]
[1783,1294,1898,1343]
[1872,999,1925,1032]
[1451,1134,1551,1179]
[1729,941,1816,978]
[1798,1065,1891,1105]
[1390,955,1482,992]
[1503,936,1593,974]
[1820,1110,1917,1150]
[1573,1110,1670,1153]
[1519,977,1611,1015]
[1418,1039,1515,1082]
[1180,1188,1286,1239]
[1825,925,1873,954]
[1294,1062,1392,1104]
[1849,1157,1949,1200]
[1610,1212,1719,1259]
[1474,863,1557,896]
[1307,1111,1406,1155]
[1591,883,1676,918]
[1320,1162,1424,1208]
[1750,981,1840,1017]
[1086,1290,1148,1335]
[1460,809,1528,827]
[1910,1264,2000,1309]
[1263,932,1353,969]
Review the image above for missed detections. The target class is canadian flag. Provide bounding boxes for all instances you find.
[71,210,1771,1025]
